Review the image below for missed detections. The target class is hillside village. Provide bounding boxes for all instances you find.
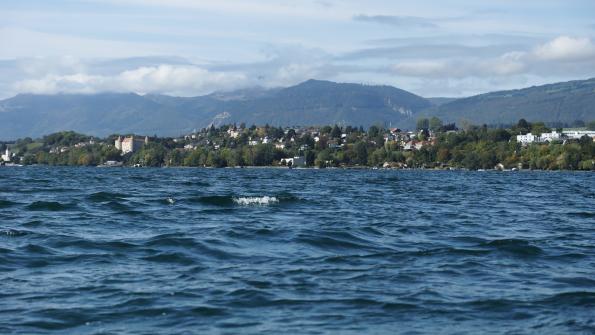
[1,118,594,170]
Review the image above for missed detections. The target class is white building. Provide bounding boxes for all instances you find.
[1,148,11,162]
[227,128,240,138]
[539,131,562,142]
[563,130,595,140]
[281,156,306,167]
[516,133,538,144]
[518,130,594,144]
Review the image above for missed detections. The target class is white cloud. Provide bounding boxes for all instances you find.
[534,36,595,61]
[390,56,526,79]
[390,36,595,80]
[13,65,249,96]
[480,53,526,75]
[271,63,322,86]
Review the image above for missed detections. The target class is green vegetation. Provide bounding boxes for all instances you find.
[2,119,594,170]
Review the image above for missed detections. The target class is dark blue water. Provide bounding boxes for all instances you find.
[1,167,594,334]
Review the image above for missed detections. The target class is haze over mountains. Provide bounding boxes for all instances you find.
[0,78,594,139]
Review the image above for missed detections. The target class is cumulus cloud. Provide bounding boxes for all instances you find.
[533,36,595,61]
[389,36,595,81]
[13,65,249,96]
[390,55,526,79]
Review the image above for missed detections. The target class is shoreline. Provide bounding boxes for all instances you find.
[1,164,592,172]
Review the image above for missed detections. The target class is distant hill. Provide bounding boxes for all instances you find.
[0,80,430,139]
[425,78,595,125]
[0,78,593,139]
[213,79,431,127]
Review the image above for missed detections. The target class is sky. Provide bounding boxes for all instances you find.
[1,0,595,99]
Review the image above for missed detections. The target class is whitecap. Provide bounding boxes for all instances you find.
[232,196,279,206]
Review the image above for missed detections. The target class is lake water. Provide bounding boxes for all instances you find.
[1,167,594,334]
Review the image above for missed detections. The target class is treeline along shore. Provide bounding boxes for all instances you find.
[1,118,594,171]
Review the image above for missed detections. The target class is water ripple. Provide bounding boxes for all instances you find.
[0,167,593,334]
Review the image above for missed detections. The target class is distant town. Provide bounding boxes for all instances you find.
[1,118,594,171]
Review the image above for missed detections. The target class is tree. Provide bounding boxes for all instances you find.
[316,149,332,168]
[206,151,224,167]
[587,121,595,131]
[516,118,530,134]
[530,122,549,136]
[285,129,296,141]
[184,149,203,166]
[320,126,332,135]
[330,125,342,139]
[416,118,429,131]
[305,150,316,166]
[437,148,450,163]
[368,125,380,138]
[354,142,368,165]
[462,152,481,170]
[429,117,443,132]
[488,129,511,142]
[368,148,387,166]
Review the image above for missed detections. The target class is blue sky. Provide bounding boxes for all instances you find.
[1,0,595,98]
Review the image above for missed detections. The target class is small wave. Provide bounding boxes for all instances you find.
[21,244,54,255]
[553,277,595,287]
[189,306,228,316]
[143,252,196,266]
[297,235,370,251]
[566,211,595,218]
[49,237,137,252]
[145,234,198,248]
[469,298,521,311]
[102,200,132,212]
[2,229,31,237]
[233,196,279,206]
[144,234,236,260]
[181,180,210,187]
[26,201,77,212]
[414,247,490,257]
[0,199,18,208]
[539,291,595,306]
[190,195,234,206]
[481,238,543,256]
[87,191,127,202]
[154,197,176,205]
[190,193,299,207]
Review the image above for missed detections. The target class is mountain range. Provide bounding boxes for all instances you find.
[1,78,594,139]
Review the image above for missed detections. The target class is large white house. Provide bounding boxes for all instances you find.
[516,133,538,144]
[562,130,595,140]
